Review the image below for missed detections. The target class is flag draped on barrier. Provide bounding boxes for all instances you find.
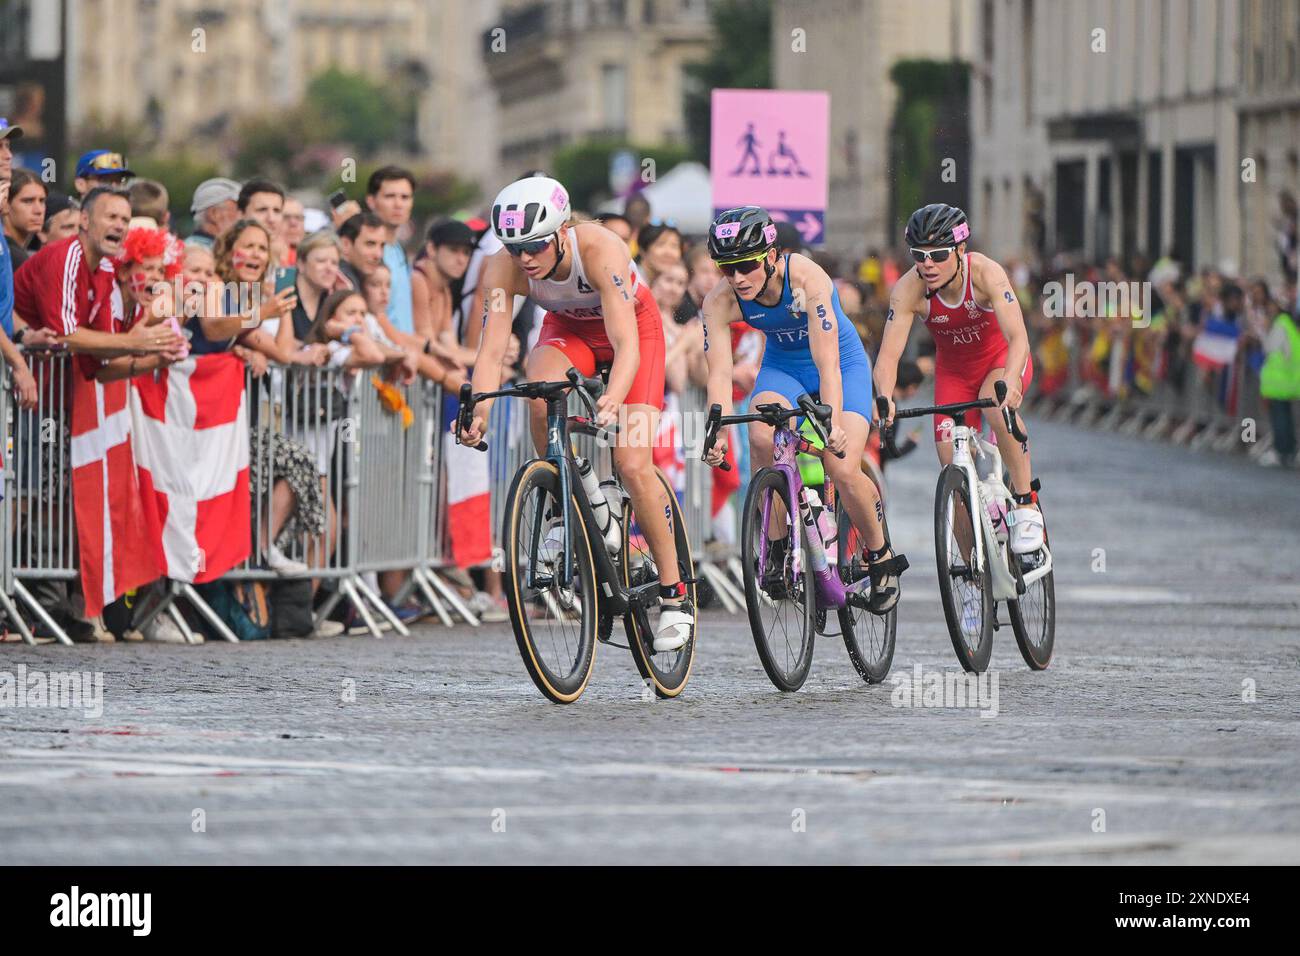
[69,375,163,616]
[442,433,492,568]
[130,353,251,582]
[1192,315,1239,371]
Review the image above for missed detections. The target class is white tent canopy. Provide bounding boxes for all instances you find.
[598,161,713,235]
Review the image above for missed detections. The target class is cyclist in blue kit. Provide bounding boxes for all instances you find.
[700,206,905,612]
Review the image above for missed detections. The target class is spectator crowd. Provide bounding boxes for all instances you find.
[1,111,1297,643]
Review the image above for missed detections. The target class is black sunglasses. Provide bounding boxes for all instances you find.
[719,255,765,277]
[504,235,554,257]
[910,246,957,264]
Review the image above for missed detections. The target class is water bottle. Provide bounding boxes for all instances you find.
[798,494,830,577]
[599,479,624,548]
[575,458,621,554]
[806,489,837,563]
[983,481,1008,542]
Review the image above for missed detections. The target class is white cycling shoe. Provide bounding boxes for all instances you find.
[1008,507,1045,554]
[654,600,694,652]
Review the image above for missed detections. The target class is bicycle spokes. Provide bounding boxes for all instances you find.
[517,484,586,678]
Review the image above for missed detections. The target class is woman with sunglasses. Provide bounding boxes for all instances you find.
[699,205,904,614]
[873,203,1043,555]
[457,175,693,653]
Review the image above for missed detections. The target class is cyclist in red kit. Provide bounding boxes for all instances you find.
[873,203,1044,555]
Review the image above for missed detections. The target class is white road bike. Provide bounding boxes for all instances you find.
[879,382,1054,672]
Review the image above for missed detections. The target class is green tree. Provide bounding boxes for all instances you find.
[551,140,690,211]
[683,0,772,163]
[888,59,970,238]
[130,154,222,232]
[303,68,413,157]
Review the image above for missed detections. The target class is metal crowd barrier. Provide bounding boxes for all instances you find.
[1,352,751,647]
[1,351,79,644]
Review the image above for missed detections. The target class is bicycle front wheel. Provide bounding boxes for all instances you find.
[934,464,993,673]
[741,467,815,691]
[836,502,896,684]
[503,459,599,704]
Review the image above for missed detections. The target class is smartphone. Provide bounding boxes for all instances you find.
[326,189,348,210]
[273,266,297,295]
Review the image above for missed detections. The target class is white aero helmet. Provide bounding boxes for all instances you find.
[491,176,571,243]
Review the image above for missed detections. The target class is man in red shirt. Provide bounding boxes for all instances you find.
[13,188,183,375]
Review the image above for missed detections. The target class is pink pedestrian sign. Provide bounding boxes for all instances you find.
[710,89,829,244]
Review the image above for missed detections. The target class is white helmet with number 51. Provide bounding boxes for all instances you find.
[491,176,571,243]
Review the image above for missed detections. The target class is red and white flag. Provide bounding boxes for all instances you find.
[70,375,163,616]
[443,432,492,568]
[130,353,250,582]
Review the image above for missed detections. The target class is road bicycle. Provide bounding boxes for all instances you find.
[702,394,906,692]
[457,370,696,703]
[879,382,1054,673]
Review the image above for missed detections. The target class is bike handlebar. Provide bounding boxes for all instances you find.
[701,394,846,470]
[455,368,614,452]
[876,379,1029,445]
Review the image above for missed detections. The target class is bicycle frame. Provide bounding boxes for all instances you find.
[949,423,1053,601]
[525,392,632,611]
[760,421,850,611]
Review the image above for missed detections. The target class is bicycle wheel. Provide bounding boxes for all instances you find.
[1008,524,1055,670]
[934,464,993,673]
[835,501,896,684]
[503,459,599,704]
[620,468,697,698]
[741,467,815,691]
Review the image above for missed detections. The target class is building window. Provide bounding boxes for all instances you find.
[602,63,627,131]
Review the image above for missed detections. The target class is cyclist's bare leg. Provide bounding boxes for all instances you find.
[977,367,1037,509]
[524,344,576,454]
[613,403,682,589]
[823,411,886,553]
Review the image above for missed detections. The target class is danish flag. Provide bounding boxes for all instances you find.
[130,353,251,583]
[69,375,163,617]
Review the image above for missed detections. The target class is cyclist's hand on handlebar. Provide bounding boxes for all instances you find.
[703,436,728,468]
[457,414,487,448]
[594,393,620,428]
[874,395,896,428]
[826,424,848,456]
[996,378,1023,410]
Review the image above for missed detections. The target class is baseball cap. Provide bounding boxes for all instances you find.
[190,177,241,215]
[76,149,134,178]
[0,117,23,141]
[427,219,476,249]
[43,191,77,228]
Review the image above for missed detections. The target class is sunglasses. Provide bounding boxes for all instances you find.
[504,235,554,257]
[87,152,128,173]
[718,253,767,277]
[910,246,957,264]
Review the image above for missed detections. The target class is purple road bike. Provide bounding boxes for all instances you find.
[703,395,903,691]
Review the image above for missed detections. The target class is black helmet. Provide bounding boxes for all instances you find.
[905,203,969,248]
[708,206,776,262]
